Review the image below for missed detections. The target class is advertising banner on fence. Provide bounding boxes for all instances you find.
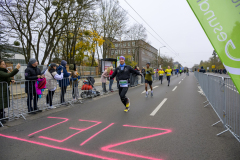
[187,0,240,93]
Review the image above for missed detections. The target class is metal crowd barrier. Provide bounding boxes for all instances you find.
[194,71,240,142]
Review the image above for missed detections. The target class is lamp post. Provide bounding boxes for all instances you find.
[158,46,166,69]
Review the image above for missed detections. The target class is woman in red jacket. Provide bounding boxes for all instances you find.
[109,66,114,92]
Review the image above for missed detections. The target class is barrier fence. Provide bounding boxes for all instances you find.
[195,71,240,142]
[0,71,179,127]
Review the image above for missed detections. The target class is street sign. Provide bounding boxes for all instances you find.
[212,65,215,69]
[187,0,240,93]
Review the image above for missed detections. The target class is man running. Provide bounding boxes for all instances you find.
[179,68,182,76]
[158,68,164,84]
[165,66,172,86]
[110,56,142,112]
[176,68,179,77]
[145,62,154,97]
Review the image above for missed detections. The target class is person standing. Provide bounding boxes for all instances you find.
[57,60,71,104]
[145,62,154,97]
[69,64,81,100]
[165,66,172,86]
[109,66,114,92]
[0,61,20,125]
[158,68,164,84]
[110,56,142,112]
[25,58,43,114]
[101,67,111,93]
[45,63,63,109]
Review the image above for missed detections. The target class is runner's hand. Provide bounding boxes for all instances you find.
[11,80,15,83]
[16,63,21,70]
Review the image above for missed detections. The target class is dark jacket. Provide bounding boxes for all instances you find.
[57,65,70,87]
[110,65,140,81]
[199,66,206,73]
[0,68,19,109]
[25,62,41,93]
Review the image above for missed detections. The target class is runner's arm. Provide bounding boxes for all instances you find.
[110,69,117,79]
[130,67,141,75]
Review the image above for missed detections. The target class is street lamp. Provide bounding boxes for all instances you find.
[158,46,166,69]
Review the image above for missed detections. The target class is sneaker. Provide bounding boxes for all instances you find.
[48,106,56,109]
[146,92,148,98]
[126,98,130,108]
[151,92,153,97]
[124,107,130,112]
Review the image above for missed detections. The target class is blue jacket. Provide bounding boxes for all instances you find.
[71,75,81,87]
[57,65,70,87]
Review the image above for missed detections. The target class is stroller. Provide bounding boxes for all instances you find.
[80,77,101,98]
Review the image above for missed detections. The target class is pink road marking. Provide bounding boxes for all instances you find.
[28,117,69,136]
[39,119,102,143]
[80,123,115,146]
[101,125,172,160]
[0,134,117,160]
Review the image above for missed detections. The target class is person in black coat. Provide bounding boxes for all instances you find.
[25,58,44,113]
[199,66,206,73]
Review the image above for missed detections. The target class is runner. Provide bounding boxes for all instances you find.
[165,66,172,86]
[186,68,189,76]
[110,56,142,112]
[176,68,179,77]
[158,68,165,84]
[145,62,154,97]
[179,68,183,76]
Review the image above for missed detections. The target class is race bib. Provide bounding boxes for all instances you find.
[160,74,163,76]
[167,72,171,75]
[119,80,128,87]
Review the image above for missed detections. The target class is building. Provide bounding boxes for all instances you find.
[173,61,182,69]
[107,40,158,69]
[1,45,27,64]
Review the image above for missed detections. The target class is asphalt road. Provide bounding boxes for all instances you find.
[0,73,240,160]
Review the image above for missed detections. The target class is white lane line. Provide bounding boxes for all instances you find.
[172,86,177,91]
[150,98,168,116]
[179,81,181,84]
[141,86,159,94]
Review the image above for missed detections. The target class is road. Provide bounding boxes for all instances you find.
[0,73,240,160]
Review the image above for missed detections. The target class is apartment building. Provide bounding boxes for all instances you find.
[107,40,158,69]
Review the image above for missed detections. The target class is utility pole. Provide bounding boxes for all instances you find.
[158,46,166,69]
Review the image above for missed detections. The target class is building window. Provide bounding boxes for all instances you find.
[123,43,126,47]
[128,42,131,46]
[128,49,131,54]
[124,49,126,54]
[132,41,135,46]
[115,50,118,55]
[111,50,114,55]
[132,49,134,53]
[115,43,118,48]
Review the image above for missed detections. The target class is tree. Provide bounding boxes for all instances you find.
[98,0,128,59]
[125,55,137,67]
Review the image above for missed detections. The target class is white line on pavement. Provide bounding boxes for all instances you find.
[172,86,177,91]
[179,81,181,84]
[141,86,159,94]
[150,98,168,116]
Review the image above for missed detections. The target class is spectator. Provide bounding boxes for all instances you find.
[0,60,20,125]
[25,58,43,114]
[45,63,63,109]
[101,67,111,93]
[142,67,146,78]
[199,66,206,73]
[223,68,227,74]
[109,66,114,92]
[135,66,140,85]
[69,64,81,100]
[57,60,71,104]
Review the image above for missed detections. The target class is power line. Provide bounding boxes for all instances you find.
[123,0,178,55]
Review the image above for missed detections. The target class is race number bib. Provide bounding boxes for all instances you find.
[167,72,171,75]
[119,80,128,87]
[160,74,163,76]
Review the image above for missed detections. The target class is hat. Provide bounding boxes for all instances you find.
[119,56,125,60]
[69,64,74,70]
[146,62,151,65]
[61,60,67,66]
[29,58,37,65]
[50,63,57,67]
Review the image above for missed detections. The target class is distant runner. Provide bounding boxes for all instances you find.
[110,56,142,112]
[158,68,164,84]
[145,62,154,97]
[176,68,179,77]
[179,68,183,76]
[165,66,172,86]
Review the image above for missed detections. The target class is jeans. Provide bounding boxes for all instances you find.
[46,90,55,106]
[102,83,107,92]
[27,93,38,112]
[109,79,114,91]
[119,87,129,106]
[60,86,67,103]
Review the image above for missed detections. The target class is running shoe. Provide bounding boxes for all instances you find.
[126,98,130,108]
[146,92,148,98]
[151,92,153,97]
[124,107,130,112]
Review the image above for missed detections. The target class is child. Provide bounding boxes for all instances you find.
[69,64,81,100]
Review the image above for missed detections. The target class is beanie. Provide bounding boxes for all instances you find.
[29,58,37,65]
[61,60,67,67]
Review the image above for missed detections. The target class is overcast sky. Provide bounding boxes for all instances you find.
[119,0,214,68]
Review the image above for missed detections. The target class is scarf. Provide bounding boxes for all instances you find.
[120,63,125,70]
